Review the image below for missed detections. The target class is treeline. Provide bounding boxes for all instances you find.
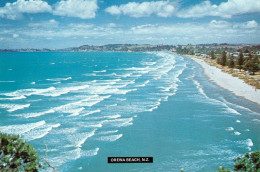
[213,50,260,75]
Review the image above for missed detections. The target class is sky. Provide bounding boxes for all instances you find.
[0,0,260,49]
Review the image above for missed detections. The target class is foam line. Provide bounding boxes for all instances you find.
[67,129,96,147]
[0,103,30,112]
[97,134,123,142]
[80,109,101,117]
[39,85,89,97]
[46,77,72,82]
[103,118,133,127]
[0,120,46,135]
[22,109,55,118]
[23,123,61,141]
[0,81,15,83]
[98,130,118,135]
[0,95,26,100]
[2,87,55,97]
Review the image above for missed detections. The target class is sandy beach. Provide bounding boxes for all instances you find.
[190,57,260,106]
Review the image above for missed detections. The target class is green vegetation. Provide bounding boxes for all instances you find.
[211,50,215,59]
[228,54,235,68]
[215,51,260,76]
[0,132,42,171]
[221,51,227,66]
[217,151,260,172]
[244,54,260,75]
[236,51,244,71]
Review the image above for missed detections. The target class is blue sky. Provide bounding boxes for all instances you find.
[0,0,260,49]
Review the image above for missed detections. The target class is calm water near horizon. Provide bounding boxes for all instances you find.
[0,52,259,171]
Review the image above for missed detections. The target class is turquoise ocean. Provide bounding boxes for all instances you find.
[0,52,259,171]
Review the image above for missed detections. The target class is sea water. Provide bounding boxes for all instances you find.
[0,52,259,172]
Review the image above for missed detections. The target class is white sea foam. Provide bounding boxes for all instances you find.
[49,147,99,168]
[193,80,208,98]
[97,134,123,142]
[117,98,126,101]
[80,109,101,117]
[0,81,15,83]
[252,119,260,123]
[31,82,36,85]
[46,77,72,82]
[39,85,89,97]
[0,103,30,112]
[141,61,157,66]
[103,118,133,127]
[234,131,241,135]
[67,107,85,117]
[0,120,45,135]
[225,127,234,131]
[0,95,26,100]
[224,107,240,115]
[87,114,121,120]
[120,73,133,78]
[106,104,117,108]
[239,139,254,151]
[123,66,150,71]
[67,130,96,147]
[220,98,254,113]
[93,70,106,73]
[37,95,103,116]
[23,123,60,141]
[82,147,99,156]
[84,73,96,76]
[2,87,56,98]
[247,139,253,147]
[51,127,78,134]
[193,80,241,115]
[85,121,103,128]
[98,130,118,135]
[147,106,159,112]
[136,80,150,87]
[236,120,241,123]
[22,109,55,118]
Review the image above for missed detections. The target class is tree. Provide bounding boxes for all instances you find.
[244,49,250,53]
[245,54,260,75]
[0,132,43,171]
[244,53,252,72]
[217,151,260,172]
[236,51,244,71]
[228,54,235,68]
[221,51,227,66]
[210,50,215,59]
[217,57,221,65]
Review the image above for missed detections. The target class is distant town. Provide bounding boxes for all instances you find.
[1,43,260,56]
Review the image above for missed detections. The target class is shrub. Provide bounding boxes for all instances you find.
[0,132,42,171]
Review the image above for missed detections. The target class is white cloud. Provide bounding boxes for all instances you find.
[209,20,230,28]
[241,20,258,29]
[53,0,98,19]
[105,1,175,18]
[177,0,260,18]
[28,19,59,28]
[2,20,259,48]
[0,0,52,20]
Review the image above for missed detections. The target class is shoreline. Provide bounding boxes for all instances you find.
[186,55,260,106]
